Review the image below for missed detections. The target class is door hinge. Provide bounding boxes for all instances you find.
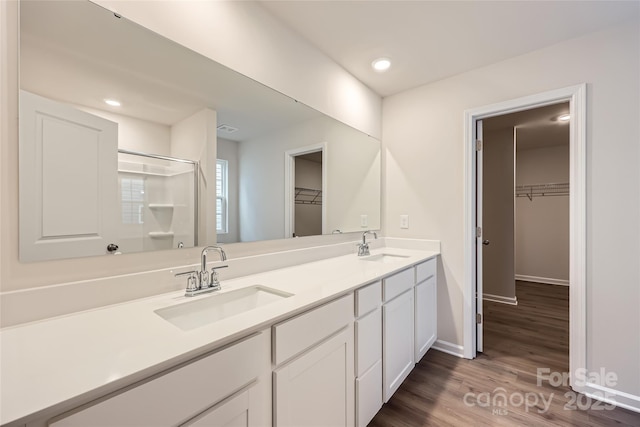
[476,226,482,238]
[476,313,482,324]
[476,139,483,151]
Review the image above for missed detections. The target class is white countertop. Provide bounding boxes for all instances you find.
[0,247,438,426]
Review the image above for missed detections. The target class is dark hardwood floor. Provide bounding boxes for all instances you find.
[369,281,640,426]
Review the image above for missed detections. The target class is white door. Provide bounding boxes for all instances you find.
[482,126,516,303]
[475,119,484,352]
[19,90,119,261]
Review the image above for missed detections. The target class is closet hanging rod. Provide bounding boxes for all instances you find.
[295,187,322,205]
[515,182,569,200]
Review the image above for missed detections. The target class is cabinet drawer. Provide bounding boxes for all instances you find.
[416,257,436,284]
[51,333,266,427]
[355,281,381,317]
[356,359,382,427]
[355,308,381,377]
[273,293,354,366]
[383,268,414,302]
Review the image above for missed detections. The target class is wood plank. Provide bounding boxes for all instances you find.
[369,282,640,426]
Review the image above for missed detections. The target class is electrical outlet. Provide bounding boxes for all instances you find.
[360,214,368,227]
[400,214,409,229]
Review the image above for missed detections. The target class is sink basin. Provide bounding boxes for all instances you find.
[155,285,293,331]
[360,253,410,264]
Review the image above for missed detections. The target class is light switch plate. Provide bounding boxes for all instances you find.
[361,214,368,227]
[400,214,409,229]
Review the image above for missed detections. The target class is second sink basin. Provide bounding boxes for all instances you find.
[155,285,293,331]
[360,253,410,264]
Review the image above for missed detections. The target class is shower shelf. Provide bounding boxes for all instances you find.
[148,231,175,239]
[149,204,175,210]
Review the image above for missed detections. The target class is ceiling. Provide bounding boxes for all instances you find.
[483,102,570,151]
[260,0,639,97]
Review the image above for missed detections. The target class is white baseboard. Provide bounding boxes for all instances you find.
[432,339,465,358]
[583,382,640,414]
[516,274,569,286]
[483,293,518,305]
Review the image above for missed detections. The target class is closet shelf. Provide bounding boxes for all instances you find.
[516,182,569,200]
[295,187,322,205]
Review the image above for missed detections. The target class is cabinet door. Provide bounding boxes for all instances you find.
[50,333,267,427]
[415,276,437,361]
[355,308,382,427]
[274,325,354,427]
[356,359,382,427]
[356,308,382,377]
[383,289,414,402]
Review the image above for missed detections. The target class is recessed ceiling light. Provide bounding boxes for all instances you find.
[558,114,570,121]
[104,99,121,107]
[372,57,391,72]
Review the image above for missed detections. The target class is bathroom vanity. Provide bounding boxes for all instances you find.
[0,242,439,427]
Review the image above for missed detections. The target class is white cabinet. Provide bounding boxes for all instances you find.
[382,269,415,402]
[415,258,437,361]
[354,281,382,427]
[183,389,251,427]
[273,294,354,427]
[49,332,271,427]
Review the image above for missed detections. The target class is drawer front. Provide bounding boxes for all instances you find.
[416,257,437,284]
[51,333,266,427]
[273,293,354,366]
[355,281,381,317]
[356,359,383,427]
[355,308,382,377]
[383,268,414,302]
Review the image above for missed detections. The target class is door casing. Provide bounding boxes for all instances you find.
[284,143,327,238]
[463,84,587,391]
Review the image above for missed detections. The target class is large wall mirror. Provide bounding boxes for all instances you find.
[18,0,380,262]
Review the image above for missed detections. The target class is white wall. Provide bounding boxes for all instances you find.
[78,106,171,155]
[216,138,239,244]
[382,20,639,397]
[171,109,217,246]
[516,144,570,283]
[90,0,381,139]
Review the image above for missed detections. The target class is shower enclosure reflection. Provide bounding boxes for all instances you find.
[117,150,198,253]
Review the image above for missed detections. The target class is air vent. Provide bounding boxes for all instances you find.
[217,124,238,134]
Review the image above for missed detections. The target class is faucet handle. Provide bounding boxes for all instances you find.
[175,270,199,293]
[209,265,228,289]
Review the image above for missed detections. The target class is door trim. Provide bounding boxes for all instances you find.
[462,84,587,390]
[284,143,327,238]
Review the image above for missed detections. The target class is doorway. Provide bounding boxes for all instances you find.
[284,144,327,238]
[479,102,570,355]
[463,84,587,391]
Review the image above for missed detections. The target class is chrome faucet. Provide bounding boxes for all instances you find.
[175,245,228,297]
[357,230,377,256]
